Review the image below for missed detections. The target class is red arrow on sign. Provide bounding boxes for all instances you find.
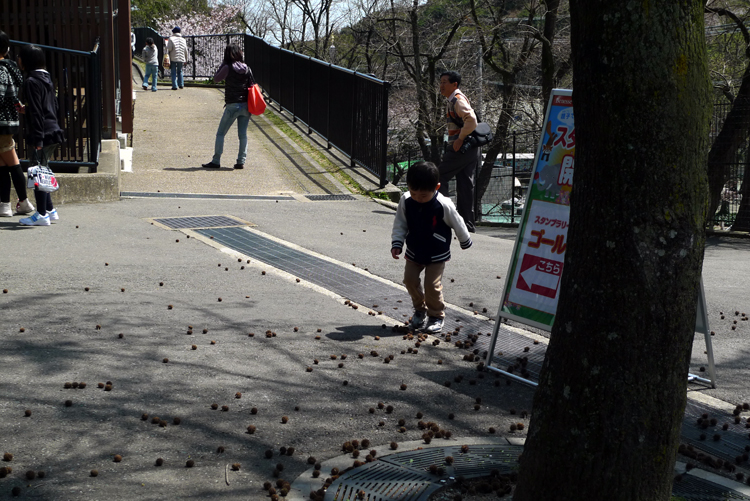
[516,254,562,299]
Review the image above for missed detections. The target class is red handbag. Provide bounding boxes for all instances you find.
[248,83,266,115]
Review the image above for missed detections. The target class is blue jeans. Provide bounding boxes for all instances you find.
[170,61,184,89]
[144,64,158,90]
[212,102,251,166]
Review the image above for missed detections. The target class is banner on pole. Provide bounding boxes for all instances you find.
[499,89,574,330]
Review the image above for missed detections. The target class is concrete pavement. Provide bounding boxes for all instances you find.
[0,83,749,499]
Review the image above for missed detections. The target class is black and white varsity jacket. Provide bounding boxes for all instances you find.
[391,191,472,265]
[0,59,23,135]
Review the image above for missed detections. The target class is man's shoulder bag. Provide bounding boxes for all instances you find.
[458,122,493,154]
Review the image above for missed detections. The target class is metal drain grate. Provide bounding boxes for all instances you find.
[325,445,522,501]
[152,216,250,229]
[306,194,357,201]
[681,400,750,468]
[325,461,440,501]
[193,226,538,383]
[123,192,294,201]
[672,474,750,500]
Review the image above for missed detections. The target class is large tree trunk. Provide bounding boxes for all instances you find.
[513,1,711,500]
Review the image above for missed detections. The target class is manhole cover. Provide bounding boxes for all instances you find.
[306,194,357,201]
[324,445,522,501]
[150,215,251,229]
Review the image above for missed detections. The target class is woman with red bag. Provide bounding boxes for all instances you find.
[201,43,255,170]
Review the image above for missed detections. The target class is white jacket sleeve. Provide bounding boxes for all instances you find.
[391,195,409,251]
[442,197,473,249]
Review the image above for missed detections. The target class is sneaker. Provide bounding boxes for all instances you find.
[19,212,50,226]
[16,198,35,215]
[409,310,426,330]
[142,85,148,90]
[233,163,244,169]
[423,316,444,334]
[47,208,59,222]
[202,162,220,169]
[0,202,12,217]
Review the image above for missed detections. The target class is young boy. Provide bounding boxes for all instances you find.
[142,37,159,92]
[391,161,473,333]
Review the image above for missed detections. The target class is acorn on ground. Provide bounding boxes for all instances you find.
[90,470,98,477]
[251,407,258,414]
[281,416,289,423]
[113,455,122,462]
[231,463,241,471]
[186,459,195,467]
[155,458,164,466]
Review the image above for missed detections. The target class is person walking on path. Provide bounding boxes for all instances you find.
[201,43,254,170]
[166,27,189,90]
[391,161,473,334]
[0,30,35,217]
[16,44,64,227]
[141,37,159,92]
[437,70,478,233]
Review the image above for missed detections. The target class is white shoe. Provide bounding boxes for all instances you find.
[48,208,59,221]
[0,202,12,217]
[19,212,50,226]
[16,198,35,215]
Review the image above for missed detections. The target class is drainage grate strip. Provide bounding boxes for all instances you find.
[153,216,249,229]
[195,226,540,384]
[306,194,357,201]
[672,474,750,500]
[681,399,750,470]
[124,192,294,201]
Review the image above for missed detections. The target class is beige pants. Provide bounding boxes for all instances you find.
[403,260,446,319]
[0,135,15,154]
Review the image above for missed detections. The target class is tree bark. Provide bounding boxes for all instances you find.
[513,1,711,500]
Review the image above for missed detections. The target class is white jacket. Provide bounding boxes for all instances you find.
[167,34,189,63]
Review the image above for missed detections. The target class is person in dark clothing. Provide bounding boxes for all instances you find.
[0,30,35,217]
[201,43,253,170]
[437,70,479,233]
[391,162,473,334]
[17,44,64,226]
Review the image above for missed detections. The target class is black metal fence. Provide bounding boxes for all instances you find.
[133,27,166,78]
[244,35,390,187]
[9,40,102,172]
[710,100,747,229]
[130,31,392,187]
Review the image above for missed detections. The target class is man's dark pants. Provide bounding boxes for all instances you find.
[438,146,479,232]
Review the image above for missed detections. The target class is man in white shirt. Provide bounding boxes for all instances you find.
[167,26,189,90]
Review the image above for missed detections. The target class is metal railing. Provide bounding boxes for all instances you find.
[9,40,102,172]
[244,35,390,187]
[710,100,747,229]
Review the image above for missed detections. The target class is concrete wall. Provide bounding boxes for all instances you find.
[9,139,121,206]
